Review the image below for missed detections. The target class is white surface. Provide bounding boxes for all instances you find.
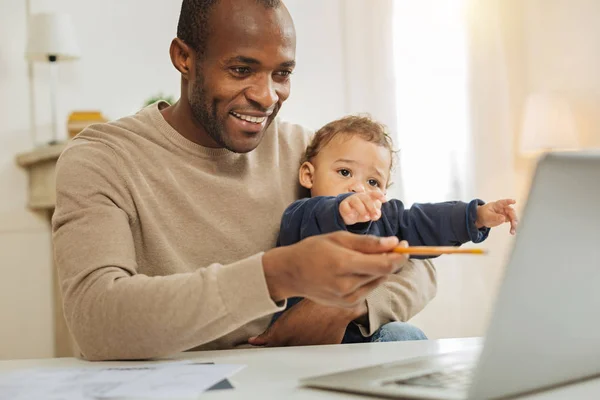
[0,361,243,400]
[26,13,81,61]
[1,339,599,400]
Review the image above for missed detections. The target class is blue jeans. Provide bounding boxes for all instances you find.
[342,321,427,343]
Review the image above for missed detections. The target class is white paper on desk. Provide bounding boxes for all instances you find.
[100,363,244,399]
[0,361,245,400]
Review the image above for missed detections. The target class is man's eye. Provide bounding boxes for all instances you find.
[231,67,251,76]
[276,70,293,77]
[338,169,351,177]
[368,179,380,188]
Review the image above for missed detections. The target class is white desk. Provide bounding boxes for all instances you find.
[2,338,599,399]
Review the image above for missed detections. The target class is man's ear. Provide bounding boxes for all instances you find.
[169,38,194,80]
[299,161,315,189]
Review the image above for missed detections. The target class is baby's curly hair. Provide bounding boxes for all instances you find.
[303,115,397,177]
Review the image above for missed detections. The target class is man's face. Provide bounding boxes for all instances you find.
[188,0,296,153]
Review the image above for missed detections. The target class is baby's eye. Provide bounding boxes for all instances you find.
[368,179,380,188]
[338,169,352,177]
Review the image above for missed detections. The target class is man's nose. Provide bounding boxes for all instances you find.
[246,75,279,110]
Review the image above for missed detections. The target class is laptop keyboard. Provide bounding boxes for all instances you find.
[390,363,474,391]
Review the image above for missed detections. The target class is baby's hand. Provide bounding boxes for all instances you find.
[339,192,387,225]
[476,199,518,235]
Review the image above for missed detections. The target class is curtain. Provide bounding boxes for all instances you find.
[341,0,518,338]
[408,0,518,338]
[340,0,405,199]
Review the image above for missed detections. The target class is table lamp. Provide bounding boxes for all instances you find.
[26,13,81,145]
[519,92,580,156]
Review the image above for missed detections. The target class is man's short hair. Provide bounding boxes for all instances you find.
[177,0,282,57]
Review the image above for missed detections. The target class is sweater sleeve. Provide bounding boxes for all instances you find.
[52,141,284,361]
[385,199,490,250]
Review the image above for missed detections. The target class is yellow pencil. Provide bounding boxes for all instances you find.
[392,246,487,256]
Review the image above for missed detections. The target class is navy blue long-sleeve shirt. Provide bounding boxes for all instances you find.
[277,193,490,251]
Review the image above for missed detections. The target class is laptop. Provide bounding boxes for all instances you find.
[302,151,600,399]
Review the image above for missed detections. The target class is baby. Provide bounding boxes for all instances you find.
[271,115,517,343]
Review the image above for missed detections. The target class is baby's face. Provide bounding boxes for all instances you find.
[305,135,392,197]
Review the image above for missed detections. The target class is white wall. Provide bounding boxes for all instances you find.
[280,0,348,129]
[511,0,600,224]
[523,0,600,148]
[0,0,347,359]
[0,0,54,360]
[29,0,181,140]
[24,0,348,139]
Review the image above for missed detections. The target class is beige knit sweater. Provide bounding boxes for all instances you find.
[52,102,437,361]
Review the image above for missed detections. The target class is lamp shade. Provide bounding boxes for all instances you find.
[519,93,579,154]
[26,13,81,62]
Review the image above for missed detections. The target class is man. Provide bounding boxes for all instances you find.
[52,0,437,361]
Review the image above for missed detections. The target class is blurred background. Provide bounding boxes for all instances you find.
[1,0,599,359]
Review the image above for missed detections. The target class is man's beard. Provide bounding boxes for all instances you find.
[189,73,230,150]
[189,69,278,153]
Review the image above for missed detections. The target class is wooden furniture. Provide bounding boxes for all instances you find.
[15,143,71,358]
[1,338,599,399]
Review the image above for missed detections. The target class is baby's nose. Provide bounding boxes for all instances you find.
[350,183,366,193]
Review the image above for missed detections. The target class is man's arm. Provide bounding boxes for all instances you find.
[53,142,285,360]
[247,258,436,346]
[248,299,360,347]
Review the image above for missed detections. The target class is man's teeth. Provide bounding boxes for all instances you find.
[231,111,267,124]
